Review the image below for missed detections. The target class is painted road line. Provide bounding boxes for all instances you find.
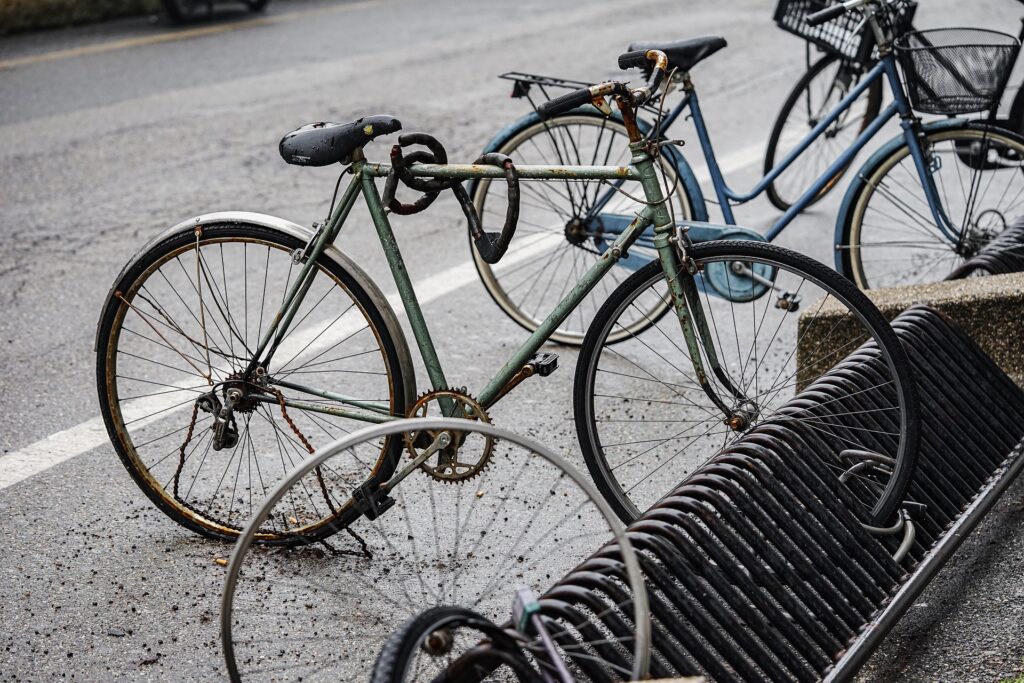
[0,0,389,72]
[0,230,557,491]
[692,141,766,185]
[0,146,765,491]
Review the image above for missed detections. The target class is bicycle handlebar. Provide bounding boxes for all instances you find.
[536,50,668,120]
[807,3,847,26]
[536,87,595,119]
[617,49,651,70]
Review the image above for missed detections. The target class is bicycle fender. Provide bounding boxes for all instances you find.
[94,211,418,409]
[469,107,708,221]
[833,117,968,274]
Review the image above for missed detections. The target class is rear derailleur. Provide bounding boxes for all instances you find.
[196,391,238,451]
[195,371,270,450]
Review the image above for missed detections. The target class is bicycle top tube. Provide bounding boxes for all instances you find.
[362,161,644,182]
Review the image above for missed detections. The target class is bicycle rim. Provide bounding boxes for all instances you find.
[96,223,406,543]
[845,125,1024,289]
[222,418,651,682]
[471,114,688,345]
[575,241,917,526]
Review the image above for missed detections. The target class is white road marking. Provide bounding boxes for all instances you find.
[692,142,766,185]
[0,148,764,491]
[0,232,556,491]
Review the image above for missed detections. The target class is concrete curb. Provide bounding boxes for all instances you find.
[800,272,1024,385]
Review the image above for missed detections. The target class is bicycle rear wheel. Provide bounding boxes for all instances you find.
[96,221,410,543]
[575,240,918,526]
[765,55,883,211]
[471,113,693,345]
[840,122,1024,288]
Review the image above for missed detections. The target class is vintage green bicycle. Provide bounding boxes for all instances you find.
[96,49,919,542]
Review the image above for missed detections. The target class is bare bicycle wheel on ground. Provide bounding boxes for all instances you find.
[221,418,650,682]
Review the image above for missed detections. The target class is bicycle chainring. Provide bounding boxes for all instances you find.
[405,389,494,484]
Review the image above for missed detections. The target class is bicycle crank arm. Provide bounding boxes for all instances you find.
[486,353,559,408]
[381,431,451,493]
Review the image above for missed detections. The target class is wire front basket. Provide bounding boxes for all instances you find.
[896,28,1021,115]
[774,0,917,66]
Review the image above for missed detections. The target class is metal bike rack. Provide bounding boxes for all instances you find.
[947,218,1024,279]
[524,305,1024,682]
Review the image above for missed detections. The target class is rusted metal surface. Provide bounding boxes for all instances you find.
[364,161,640,180]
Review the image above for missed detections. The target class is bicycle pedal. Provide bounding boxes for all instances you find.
[352,480,395,521]
[529,353,559,377]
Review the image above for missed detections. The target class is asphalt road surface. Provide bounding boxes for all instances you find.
[2,0,1023,680]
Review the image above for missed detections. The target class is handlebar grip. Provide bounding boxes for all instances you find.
[617,49,649,70]
[806,3,846,26]
[536,87,593,119]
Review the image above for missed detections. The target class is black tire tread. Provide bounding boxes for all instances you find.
[370,606,535,683]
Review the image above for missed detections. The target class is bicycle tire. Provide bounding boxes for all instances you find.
[839,122,1024,289]
[574,240,919,526]
[470,113,693,346]
[765,54,883,212]
[96,221,410,544]
[370,606,540,683]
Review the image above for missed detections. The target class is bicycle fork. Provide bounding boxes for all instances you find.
[657,228,751,425]
[632,138,751,428]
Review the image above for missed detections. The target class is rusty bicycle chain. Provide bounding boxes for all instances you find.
[266,386,337,515]
[267,386,372,557]
[172,402,200,500]
[166,385,372,557]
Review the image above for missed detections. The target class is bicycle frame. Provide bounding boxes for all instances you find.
[243,139,733,425]
[588,50,964,244]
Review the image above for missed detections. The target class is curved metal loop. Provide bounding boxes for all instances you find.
[221,417,651,682]
[380,132,521,265]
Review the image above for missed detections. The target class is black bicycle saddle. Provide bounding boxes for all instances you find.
[279,114,402,167]
[626,36,727,73]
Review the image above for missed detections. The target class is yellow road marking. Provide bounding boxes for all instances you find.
[0,0,384,71]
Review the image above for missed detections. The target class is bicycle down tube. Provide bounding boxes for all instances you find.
[359,158,657,410]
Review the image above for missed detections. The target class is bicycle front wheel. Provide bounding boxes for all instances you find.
[574,240,918,526]
[841,123,1024,289]
[765,55,882,212]
[472,113,694,345]
[96,221,410,543]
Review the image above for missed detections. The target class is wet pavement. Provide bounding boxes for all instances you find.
[1,0,1023,680]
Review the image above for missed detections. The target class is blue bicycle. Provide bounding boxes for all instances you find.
[474,0,1024,344]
